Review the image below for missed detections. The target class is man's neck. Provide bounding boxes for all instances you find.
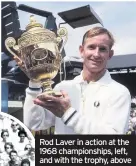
[13,130,16,133]
[10,160,16,164]
[20,140,24,143]
[82,68,106,83]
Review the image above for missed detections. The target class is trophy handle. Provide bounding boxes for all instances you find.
[57,27,68,53]
[5,37,22,63]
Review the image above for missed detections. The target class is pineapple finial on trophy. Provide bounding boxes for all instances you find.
[26,15,43,30]
[30,15,37,23]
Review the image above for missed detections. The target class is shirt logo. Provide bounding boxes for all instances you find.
[94,101,100,107]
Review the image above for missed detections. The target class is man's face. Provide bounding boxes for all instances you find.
[10,152,17,162]
[11,122,18,132]
[5,145,12,154]
[30,151,35,160]
[25,144,32,153]
[20,134,25,142]
[79,34,113,73]
[2,131,9,141]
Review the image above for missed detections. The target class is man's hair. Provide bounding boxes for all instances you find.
[29,148,35,155]
[9,150,17,157]
[21,159,30,166]
[18,129,27,137]
[82,27,115,48]
[24,144,32,150]
[4,142,14,150]
[1,129,9,138]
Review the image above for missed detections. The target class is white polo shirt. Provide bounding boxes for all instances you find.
[24,70,131,134]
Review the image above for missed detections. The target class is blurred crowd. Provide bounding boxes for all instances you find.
[0,114,35,166]
[8,93,25,101]
[127,96,136,135]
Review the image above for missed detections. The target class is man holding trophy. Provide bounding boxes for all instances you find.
[5,16,131,134]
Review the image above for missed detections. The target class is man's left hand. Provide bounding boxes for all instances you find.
[33,90,71,117]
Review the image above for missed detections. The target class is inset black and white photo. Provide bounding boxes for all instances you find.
[0,112,35,166]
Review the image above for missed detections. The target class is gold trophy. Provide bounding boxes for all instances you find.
[5,15,68,96]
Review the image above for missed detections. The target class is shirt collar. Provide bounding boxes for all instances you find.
[74,70,112,86]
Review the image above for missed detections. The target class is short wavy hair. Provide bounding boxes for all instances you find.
[4,142,14,150]
[18,130,27,137]
[1,129,9,138]
[21,159,30,166]
[82,27,115,48]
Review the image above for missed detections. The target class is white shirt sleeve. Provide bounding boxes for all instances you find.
[62,90,131,134]
[23,81,55,131]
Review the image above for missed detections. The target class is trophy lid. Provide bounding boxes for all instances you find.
[25,15,43,31]
[18,15,57,48]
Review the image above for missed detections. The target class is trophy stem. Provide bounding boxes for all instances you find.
[41,79,62,97]
[41,79,54,95]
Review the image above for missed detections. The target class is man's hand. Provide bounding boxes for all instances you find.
[33,90,71,118]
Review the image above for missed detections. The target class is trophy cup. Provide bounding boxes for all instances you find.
[5,15,68,96]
